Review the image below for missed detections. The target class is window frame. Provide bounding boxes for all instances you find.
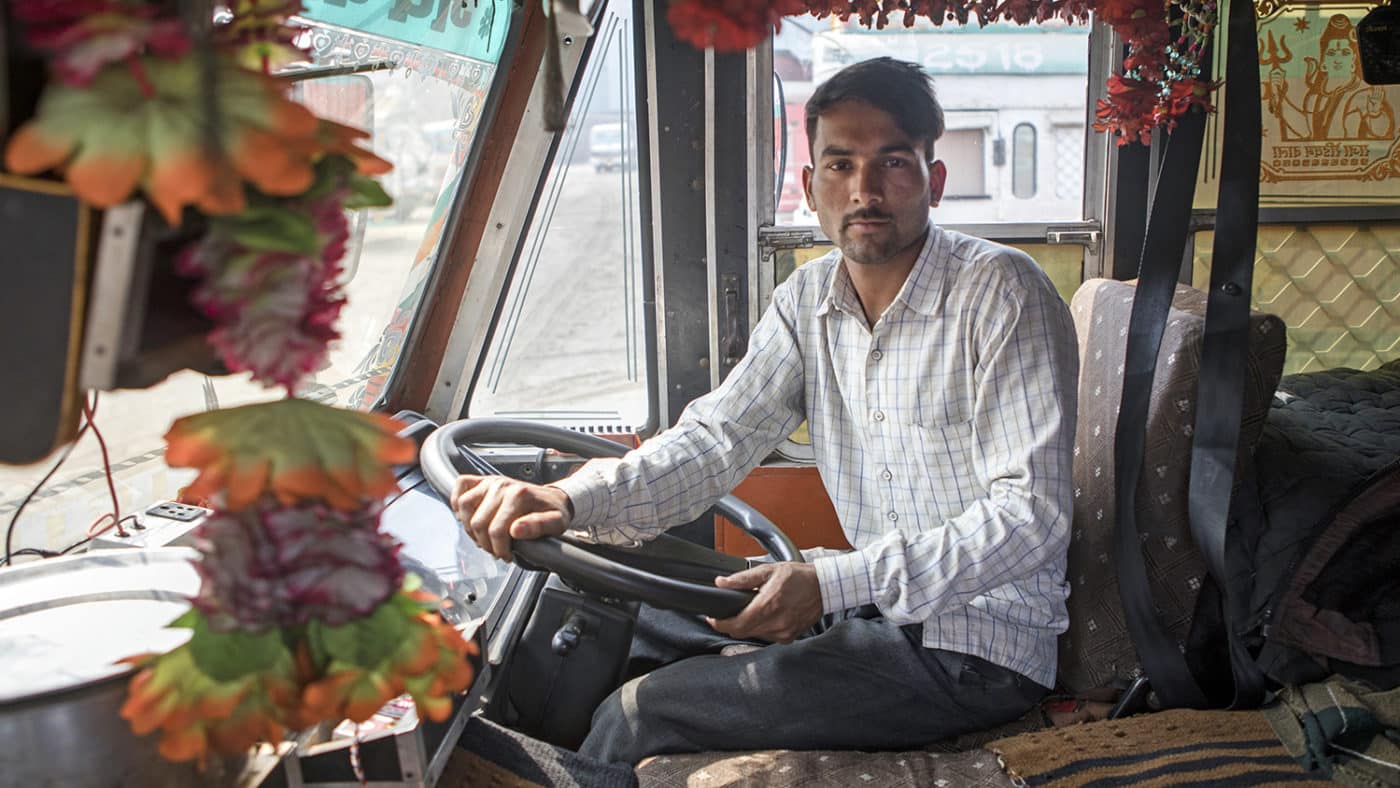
[461,0,654,432]
[421,0,659,428]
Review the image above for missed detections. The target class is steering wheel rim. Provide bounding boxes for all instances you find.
[421,419,801,619]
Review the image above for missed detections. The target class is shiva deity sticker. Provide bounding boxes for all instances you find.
[1255,0,1400,203]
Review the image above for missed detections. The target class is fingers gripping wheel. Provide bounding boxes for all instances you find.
[421,419,802,619]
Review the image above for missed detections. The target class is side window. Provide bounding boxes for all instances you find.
[1012,122,1036,198]
[775,16,1090,225]
[467,2,649,433]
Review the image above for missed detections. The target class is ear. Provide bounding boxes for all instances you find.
[928,160,947,207]
[801,164,816,210]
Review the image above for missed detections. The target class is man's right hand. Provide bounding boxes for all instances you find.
[452,475,573,562]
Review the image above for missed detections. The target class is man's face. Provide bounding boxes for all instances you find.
[802,98,946,266]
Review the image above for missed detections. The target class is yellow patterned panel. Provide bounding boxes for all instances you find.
[774,245,834,285]
[775,241,1082,306]
[1194,224,1400,373]
[1017,243,1084,306]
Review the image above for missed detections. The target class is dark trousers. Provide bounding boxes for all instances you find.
[579,603,1048,764]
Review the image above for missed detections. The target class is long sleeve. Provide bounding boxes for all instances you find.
[552,286,808,545]
[811,260,1078,632]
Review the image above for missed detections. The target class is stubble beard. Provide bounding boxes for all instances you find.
[830,188,932,267]
[838,219,930,267]
[839,231,902,265]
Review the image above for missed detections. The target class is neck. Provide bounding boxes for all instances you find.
[844,229,927,327]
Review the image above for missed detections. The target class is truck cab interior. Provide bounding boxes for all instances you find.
[1,0,1398,786]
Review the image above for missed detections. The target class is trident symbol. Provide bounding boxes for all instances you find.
[1260,30,1293,108]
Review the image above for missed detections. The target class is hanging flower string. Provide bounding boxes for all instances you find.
[1093,0,1218,143]
[665,0,1216,144]
[177,157,392,392]
[4,0,479,767]
[9,0,191,87]
[217,0,311,73]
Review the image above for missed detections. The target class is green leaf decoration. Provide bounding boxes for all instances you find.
[300,155,354,201]
[167,608,200,629]
[187,614,292,683]
[345,172,393,210]
[221,206,321,254]
[312,599,409,669]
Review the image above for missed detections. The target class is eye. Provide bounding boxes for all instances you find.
[884,157,907,168]
[826,160,852,171]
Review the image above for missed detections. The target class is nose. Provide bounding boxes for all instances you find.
[851,163,883,206]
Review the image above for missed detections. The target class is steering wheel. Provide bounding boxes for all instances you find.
[421,419,802,619]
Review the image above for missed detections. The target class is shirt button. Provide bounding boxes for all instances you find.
[887,511,899,522]
[880,468,893,481]
[871,349,884,361]
[872,409,885,422]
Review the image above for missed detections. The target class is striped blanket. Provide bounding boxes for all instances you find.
[989,708,1331,786]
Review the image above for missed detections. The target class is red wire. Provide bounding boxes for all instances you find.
[82,392,128,539]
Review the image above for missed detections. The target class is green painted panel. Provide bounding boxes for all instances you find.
[299,0,511,63]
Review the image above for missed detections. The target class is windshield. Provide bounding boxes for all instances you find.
[0,10,506,557]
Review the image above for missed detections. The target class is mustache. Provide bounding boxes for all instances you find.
[842,209,893,228]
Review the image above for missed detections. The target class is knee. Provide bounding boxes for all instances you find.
[579,679,651,765]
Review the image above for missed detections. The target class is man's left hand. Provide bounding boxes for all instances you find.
[707,562,823,643]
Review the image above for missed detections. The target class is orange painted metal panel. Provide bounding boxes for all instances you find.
[714,465,849,558]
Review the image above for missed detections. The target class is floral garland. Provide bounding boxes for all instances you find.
[665,0,1218,144]
[4,0,475,765]
[1093,0,1217,143]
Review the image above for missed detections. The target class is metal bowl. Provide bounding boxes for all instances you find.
[0,548,250,787]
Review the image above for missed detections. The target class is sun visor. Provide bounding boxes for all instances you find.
[0,175,92,465]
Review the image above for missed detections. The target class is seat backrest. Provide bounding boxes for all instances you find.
[1057,278,1287,694]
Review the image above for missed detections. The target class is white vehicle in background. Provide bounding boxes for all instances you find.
[589,121,629,172]
[786,15,1091,225]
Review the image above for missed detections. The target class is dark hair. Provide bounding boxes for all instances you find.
[805,57,944,161]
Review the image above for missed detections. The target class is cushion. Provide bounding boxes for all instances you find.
[1057,278,1287,694]
[634,748,1014,788]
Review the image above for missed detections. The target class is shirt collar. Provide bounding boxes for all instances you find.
[817,252,862,318]
[894,227,948,317]
[817,226,947,319]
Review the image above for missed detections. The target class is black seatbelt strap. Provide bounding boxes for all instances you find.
[1188,0,1269,709]
[1113,106,1210,710]
[1114,0,1268,710]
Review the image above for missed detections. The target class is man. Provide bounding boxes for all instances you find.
[453,57,1078,764]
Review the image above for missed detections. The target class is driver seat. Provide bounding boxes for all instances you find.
[621,277,1289,786]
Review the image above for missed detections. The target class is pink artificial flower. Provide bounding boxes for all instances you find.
[180,182,354,390]
[14,0,190,85]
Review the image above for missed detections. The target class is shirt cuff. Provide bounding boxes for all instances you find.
[811,549,877,614]
[549,461,612,529]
